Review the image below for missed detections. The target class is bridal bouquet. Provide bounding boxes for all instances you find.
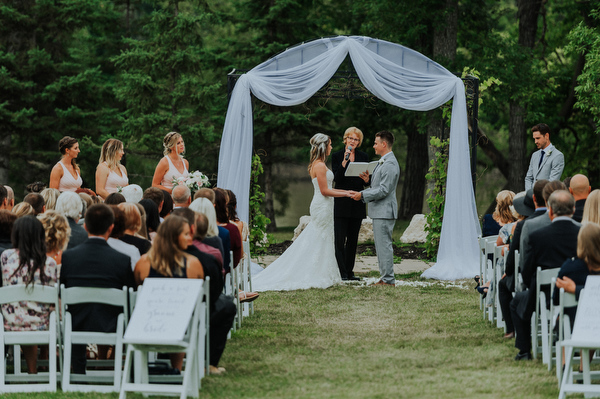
[172,170,211,192]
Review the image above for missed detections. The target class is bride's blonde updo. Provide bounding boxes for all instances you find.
[163,132,183,156]
[308,133,330,173]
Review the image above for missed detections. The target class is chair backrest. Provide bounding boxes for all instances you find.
[0,284,59,309]
[558,287,579,342]
[60,285,129,323]
[535,267,560,315]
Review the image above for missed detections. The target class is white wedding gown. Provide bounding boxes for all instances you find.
[253,169,342,291]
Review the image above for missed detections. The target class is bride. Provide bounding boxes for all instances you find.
[253,133,356,291]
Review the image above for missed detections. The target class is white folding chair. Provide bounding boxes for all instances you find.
[531,267,560,363]
[119,278,207,399]
[0,284,60,393]
[242,240,254,316]
[514,250,523,292]
[555,287,579,386]
[61,285,129,392]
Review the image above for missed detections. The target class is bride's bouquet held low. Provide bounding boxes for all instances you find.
[172,170,211,192]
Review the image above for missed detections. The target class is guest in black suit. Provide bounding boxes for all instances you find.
[61,203,135,373]
[569,174,591,223]
[510,190,580,360]
[332,127,369,280]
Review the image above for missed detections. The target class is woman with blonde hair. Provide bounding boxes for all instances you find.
[12,202,35,218]
[118,202,151,255]
[40,188,61,211]
[581,189,600,224]
[134,215,203,372]
[49,136,83,192]
[151,132,189,194]
[253,133,355,291]
[189,197,224,256]
[95,139,129,200]
[37,210,71,267]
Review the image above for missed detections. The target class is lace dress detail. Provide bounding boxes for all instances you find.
[253,169,341,291]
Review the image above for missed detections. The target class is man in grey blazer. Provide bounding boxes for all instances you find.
[524,123,564,190]
[352,131,400,286]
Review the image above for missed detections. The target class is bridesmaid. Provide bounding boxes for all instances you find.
[49,136,83,192]
[151,132,189,194]
[95,139,129,200]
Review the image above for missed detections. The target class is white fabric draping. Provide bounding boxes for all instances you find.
[217,35,481,280]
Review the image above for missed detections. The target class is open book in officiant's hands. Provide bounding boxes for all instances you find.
[344,161,379,177]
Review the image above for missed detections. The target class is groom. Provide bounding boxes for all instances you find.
[351,130,400,286]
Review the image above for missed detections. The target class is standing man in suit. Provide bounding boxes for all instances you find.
[352,131,400,286]
[61,203,135,373]
[524,123,565,190]
[332,127,369,281]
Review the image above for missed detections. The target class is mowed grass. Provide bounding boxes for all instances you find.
[3,277,562,399]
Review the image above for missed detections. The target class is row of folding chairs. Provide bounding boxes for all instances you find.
[478,236,600,396]
[224,240,255,332]
[0,279,210,397]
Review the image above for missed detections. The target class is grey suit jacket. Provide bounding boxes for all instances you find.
[361,152,400,219]
[524,144,564,190]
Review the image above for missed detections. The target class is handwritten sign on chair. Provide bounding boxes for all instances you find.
[571,275,600,342]
[124,278,203,345]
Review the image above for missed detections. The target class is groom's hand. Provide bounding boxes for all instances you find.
[351,191,362,201]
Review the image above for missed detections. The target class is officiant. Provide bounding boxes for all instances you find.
[332,127,369,281]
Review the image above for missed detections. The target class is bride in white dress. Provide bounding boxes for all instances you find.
[253,133,357,291]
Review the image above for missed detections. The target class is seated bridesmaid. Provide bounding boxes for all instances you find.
[134,215,203,372]
[1,216,58,374]
[152,132,189,194]
[95,139,129,200]
[49,136,83,193]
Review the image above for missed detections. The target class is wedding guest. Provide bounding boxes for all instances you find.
[133,215,203,372]
[121,184,143,203]
[4,185,15,209]
[118,203,152,255]
[49,136,83,192]
[569,174,591,223]
[581,189,600,224]
[172,185,192,209]
[106,206,140,271]
[12,202,35,218]
[135,203,149,239]
[0,210,17,253]
[41,188,61,211]
[189,198,225,264]
[0,185,9,210]
[160,189,173,219]
[78,192,94,214]
[193,187,215,203]
[214,188,241,272]
[332,127,369,281]
[104,192,126,205]
[55,192,87,249]
[23,193,45,215]
[226,190,248,241]
[188,211,223,269]
[95,139,129,200]
[37,210,71,268]
[26,181,47,194]
[139,199,160,241]
[142,187,164,214]
[152,132,189,194]
[1,215,58,374]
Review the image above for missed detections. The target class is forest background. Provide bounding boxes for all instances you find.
[2,0,600,233]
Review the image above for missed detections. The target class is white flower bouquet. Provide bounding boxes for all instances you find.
[172,170,210,192]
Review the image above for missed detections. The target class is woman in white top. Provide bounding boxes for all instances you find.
[152,132,189,194]
[95,139,129,200]
[49,136,83,192]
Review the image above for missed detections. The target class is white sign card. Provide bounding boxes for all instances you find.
[124,278,203,344]
[571,275,600,342]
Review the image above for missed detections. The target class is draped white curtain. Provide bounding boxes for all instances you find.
[217,36,481,280]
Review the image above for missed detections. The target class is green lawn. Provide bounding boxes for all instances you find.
[3,275,564,399]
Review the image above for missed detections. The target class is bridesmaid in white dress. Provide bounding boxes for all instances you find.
[253,133,357,291]
[49,136,83,192]
[95,139,129,200]
[152,132,189,194]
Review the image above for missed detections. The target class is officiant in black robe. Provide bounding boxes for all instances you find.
[332,127,369,280]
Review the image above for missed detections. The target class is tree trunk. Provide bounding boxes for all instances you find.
[508,0,543,191]
[400,123,428,217]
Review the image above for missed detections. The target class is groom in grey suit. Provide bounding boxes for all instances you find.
[352,131,400,286]
[524,123,564,190]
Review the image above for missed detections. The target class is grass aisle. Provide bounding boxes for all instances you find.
[200,278,559,399]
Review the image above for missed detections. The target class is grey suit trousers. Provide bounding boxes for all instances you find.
[372,218,395,284]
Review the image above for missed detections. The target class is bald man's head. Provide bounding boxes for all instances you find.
[569,174,591,201]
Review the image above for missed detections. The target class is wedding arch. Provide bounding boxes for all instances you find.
[217,35,481,280]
